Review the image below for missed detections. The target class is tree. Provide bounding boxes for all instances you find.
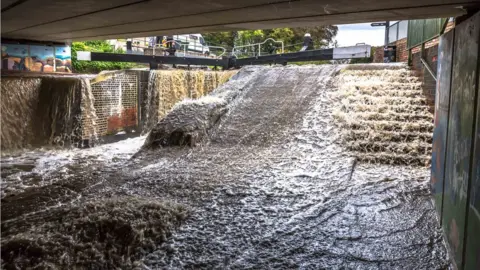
[290,26,338,49]
[202,25,338,57]
[202,31,237,51]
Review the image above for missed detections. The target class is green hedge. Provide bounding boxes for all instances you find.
[71,41,136,73]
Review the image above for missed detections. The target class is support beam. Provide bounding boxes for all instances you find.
[78,51,229,68]
[233,45,371,66]
[78,45,371,69]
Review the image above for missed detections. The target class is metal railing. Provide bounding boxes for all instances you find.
[233,38,284,57]
[420,57,437,81]
[116,37,229,59]
[206,45,227,57]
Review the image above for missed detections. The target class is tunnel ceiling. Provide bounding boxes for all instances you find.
[1,0,477,42]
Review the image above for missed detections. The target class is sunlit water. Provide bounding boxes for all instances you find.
[1,136,146,198]
[1,65,449,269]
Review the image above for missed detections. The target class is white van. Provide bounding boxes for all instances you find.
[172,34,210,55]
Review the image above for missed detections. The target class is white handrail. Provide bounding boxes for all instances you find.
[207,45,227,57]
[233,38,284,57]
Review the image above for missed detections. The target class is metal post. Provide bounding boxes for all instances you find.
[396,23,399,42]
[126,40,132,54]
[258,44,261,56]
[421,42,425,59]
[408,48,413,66]
[385,21,390,45]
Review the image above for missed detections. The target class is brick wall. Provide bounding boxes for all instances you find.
[372,38,408,63]
[411,44,439,112]
[88,73,138,138]
[395,38,408,62]
[373,47,384,63]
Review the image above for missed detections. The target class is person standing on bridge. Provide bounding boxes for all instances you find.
[300,33,313,52]
[166,36,176,56]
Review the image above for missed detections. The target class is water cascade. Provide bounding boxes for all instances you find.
[1,75,98,152]
[80,78,98,144]
[1,77,42,151]
[143,69,237,132]
[1,65,450,269]
[332,65,434,166]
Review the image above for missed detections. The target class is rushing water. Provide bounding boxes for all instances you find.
[1,65,449,269]
[143,69,237,133]
[1,75,97,151]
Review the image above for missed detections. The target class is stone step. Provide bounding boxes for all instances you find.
[339,75,421,84]
[343,95,429,106]
[345,119,434,133]
[346,141,432,155]
[338,111,433,122]
[343,103,432,114]
[342,63,408,70]
[343,130,433,144]
[340,82,423,91]
[354,151,431,166]
[341,69,416,77]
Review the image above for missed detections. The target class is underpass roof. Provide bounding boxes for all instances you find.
[1,0,477,42]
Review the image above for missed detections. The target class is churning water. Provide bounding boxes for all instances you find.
[1,65,449,269]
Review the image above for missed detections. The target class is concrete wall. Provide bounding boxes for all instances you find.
[431,11,480,270]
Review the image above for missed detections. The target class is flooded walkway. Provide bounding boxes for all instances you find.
[1,65,449,269]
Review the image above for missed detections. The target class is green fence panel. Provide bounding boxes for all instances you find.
[408,20,424,48]
[407,18,448,49]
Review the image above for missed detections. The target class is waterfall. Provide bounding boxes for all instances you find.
[32,77,84,148]
[143,71,160,133]
[0,77,42,151]
[333,65,434,166]
[0,69,236,152]
[1,75,99,152]
[80,78,98,146]
[142,69,237,134]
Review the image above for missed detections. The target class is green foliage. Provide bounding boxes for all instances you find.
[71,41,136,73]
[268,28,294,44]
[237,30,265,45]
[203,25,338,58]
[202,31,237,51]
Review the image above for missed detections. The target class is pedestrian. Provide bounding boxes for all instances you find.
[166,36,176,56]
[300,33,313,52]
[155,36,162,46]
